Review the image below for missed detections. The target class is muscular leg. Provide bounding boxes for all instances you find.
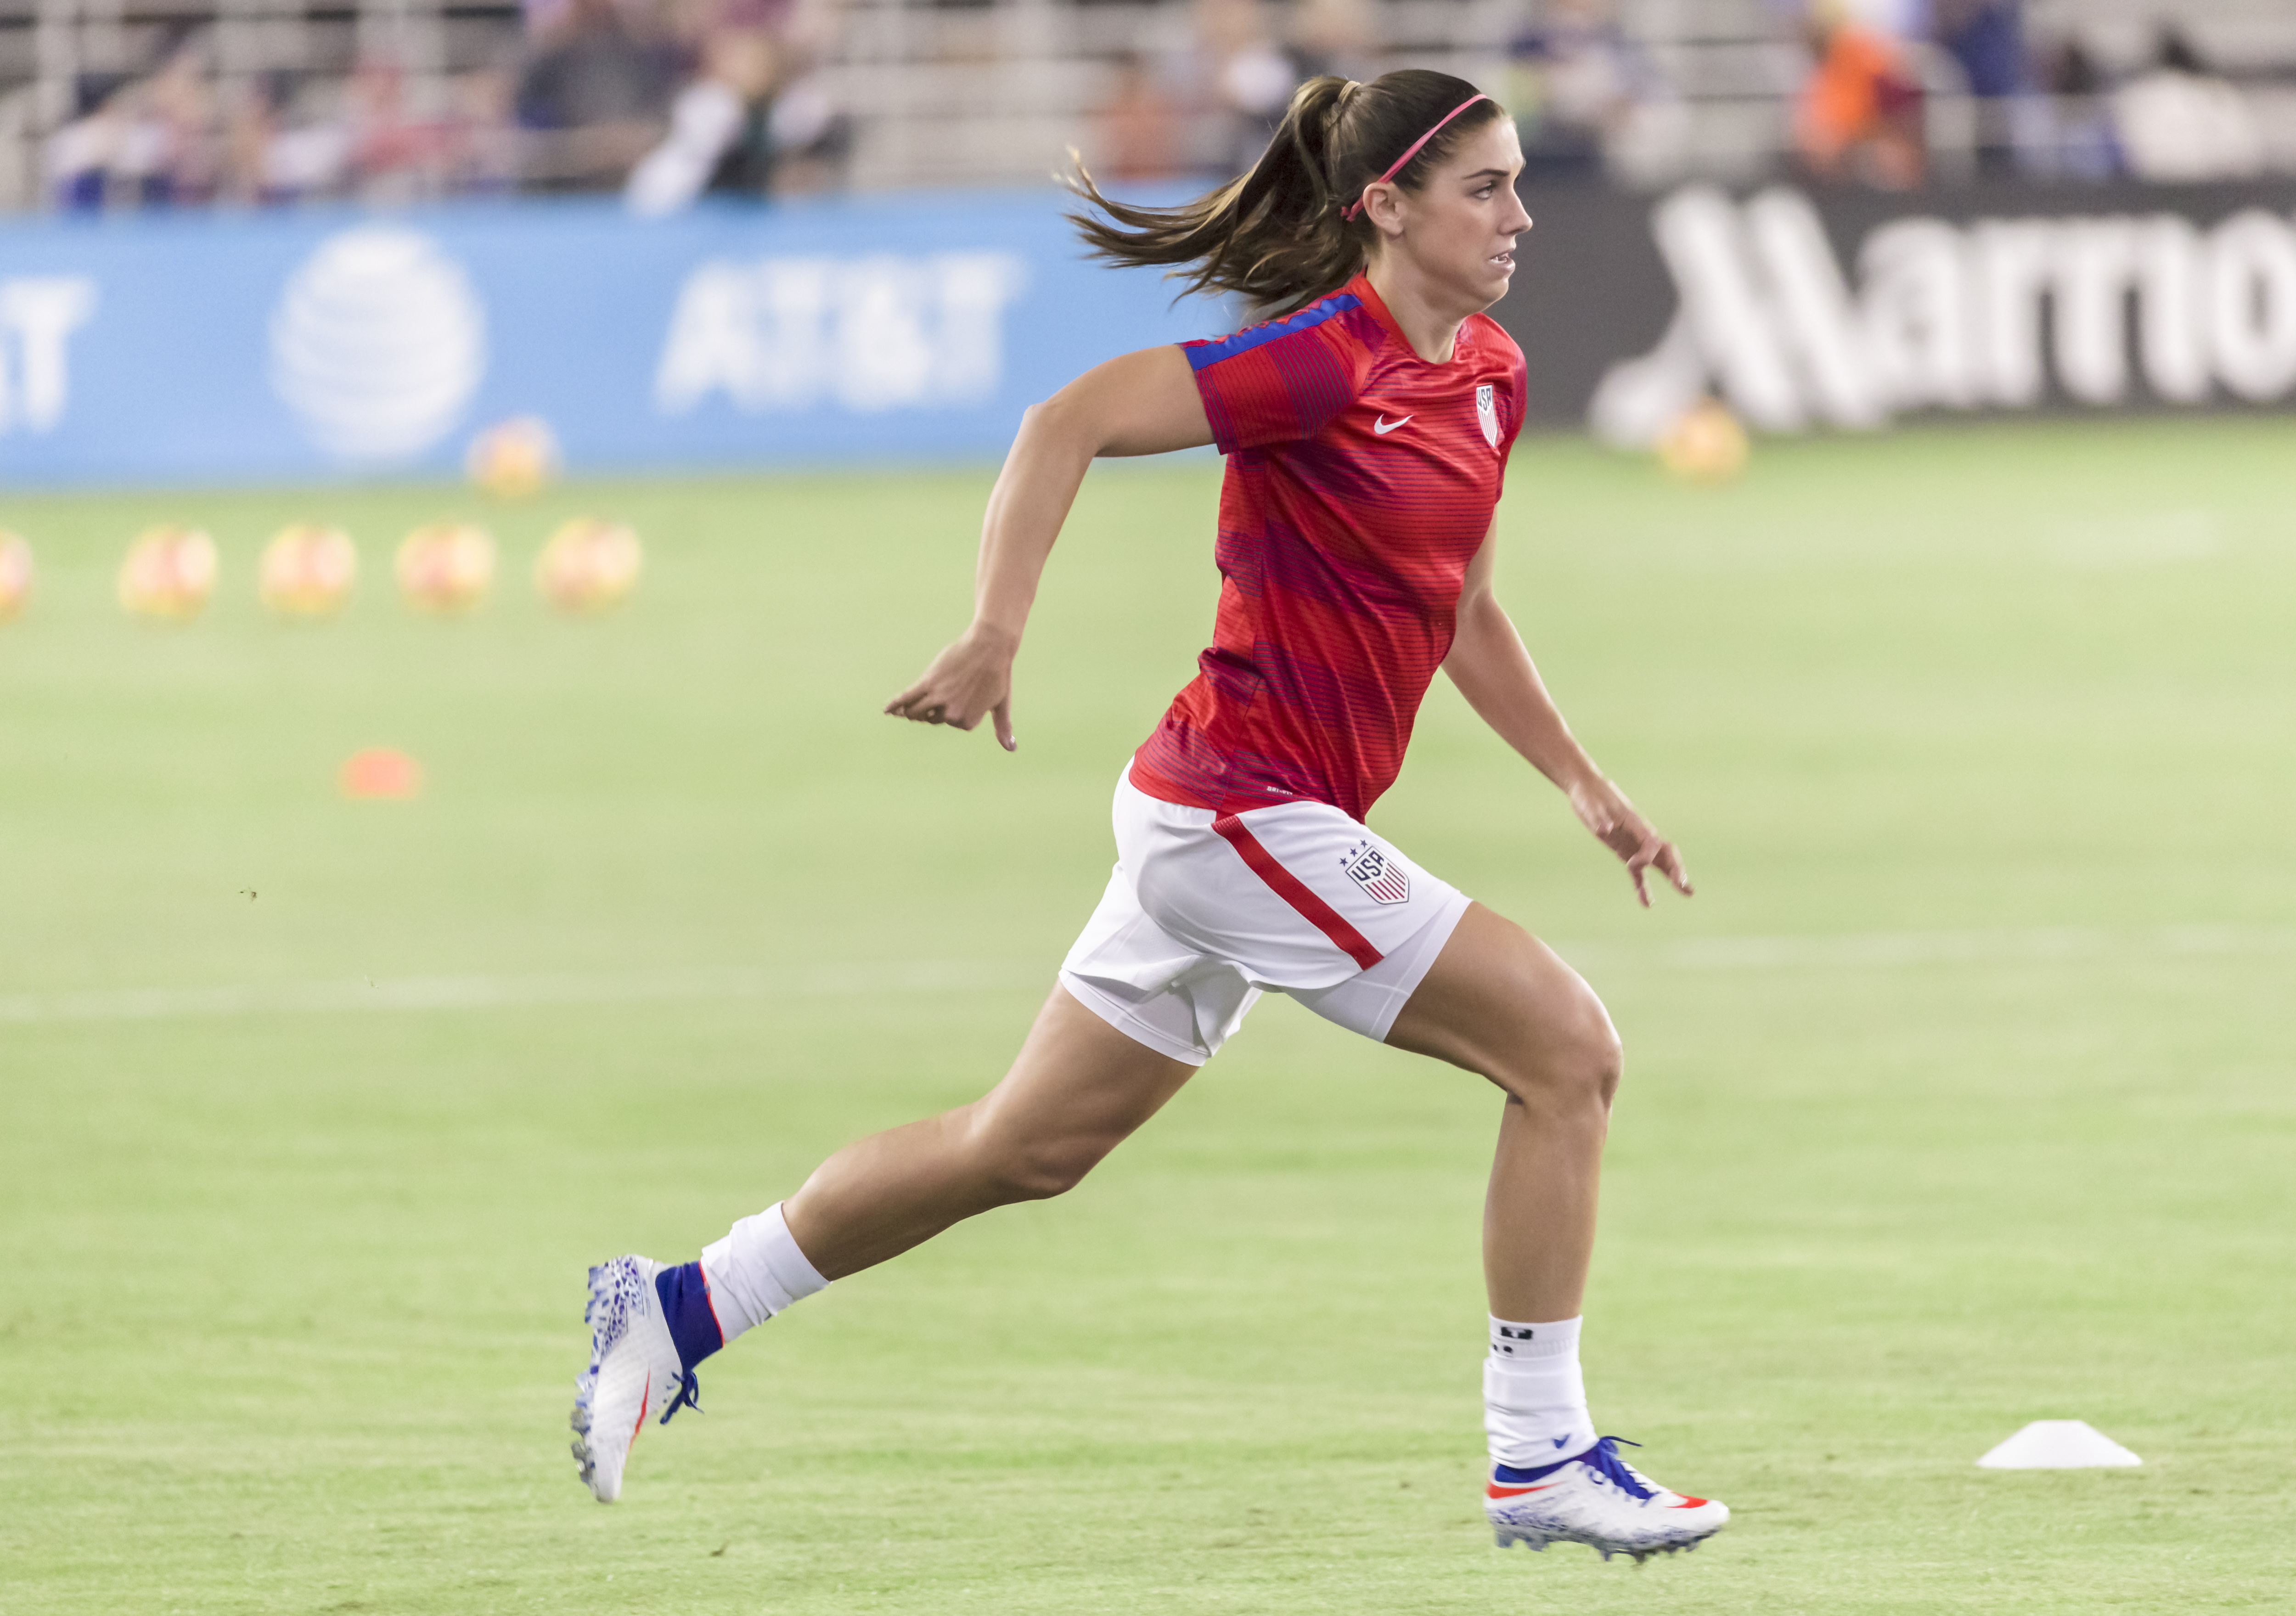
[1384,902,1622,1322]
[782,985,1196,1279]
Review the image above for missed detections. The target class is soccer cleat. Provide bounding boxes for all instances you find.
[1485,1436,1728,1561]
[569,1256,703,1503]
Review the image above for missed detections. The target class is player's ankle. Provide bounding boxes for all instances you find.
[698,1200,830,1346]
[1485,1313,1598,1465]
[654,1261,725,1369]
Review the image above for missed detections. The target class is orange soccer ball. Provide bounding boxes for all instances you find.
[534,518,643,614]
[396,521,495,614]
[1657,398,1750,484]
[259,524,357,617]
[119,525,219,620]
[466,417,561,499]
[0,531,32,621]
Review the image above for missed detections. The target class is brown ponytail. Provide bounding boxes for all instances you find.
[1066,69,1505,318]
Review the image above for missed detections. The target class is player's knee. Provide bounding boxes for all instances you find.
[1493,980,1621,1115]
[1578,1008,1625,1112]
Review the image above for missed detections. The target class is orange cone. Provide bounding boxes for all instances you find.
[340,749,423,799]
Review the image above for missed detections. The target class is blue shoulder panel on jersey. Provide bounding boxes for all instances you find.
[1184,292,1363,371]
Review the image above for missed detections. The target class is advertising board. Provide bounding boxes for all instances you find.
[0,191,1225,485]
[1493,178,2296,441]
[1,177,2290,484]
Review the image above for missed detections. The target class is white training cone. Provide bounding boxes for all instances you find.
[1977,1420,2142,1469]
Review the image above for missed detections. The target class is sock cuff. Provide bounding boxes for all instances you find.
[1489,1314,1581,1362]
[760,1201,830,1298]
[701,1200,830,1335]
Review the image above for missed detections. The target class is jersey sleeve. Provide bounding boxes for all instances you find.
[1182,293,1372,455]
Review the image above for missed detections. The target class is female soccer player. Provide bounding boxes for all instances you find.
[573,68,1728,1561]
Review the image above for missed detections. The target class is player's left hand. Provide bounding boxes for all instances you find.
[1568,776,1692,907]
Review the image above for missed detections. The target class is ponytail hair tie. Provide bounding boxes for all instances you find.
[1341,93,1491,222]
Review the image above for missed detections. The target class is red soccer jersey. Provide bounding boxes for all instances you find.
[1129,270,1528,823]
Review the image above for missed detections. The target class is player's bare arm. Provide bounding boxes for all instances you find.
[1443,524,1692,907]
[884,345,1212,749]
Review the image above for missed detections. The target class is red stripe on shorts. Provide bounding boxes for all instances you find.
[1210,814,1384,970]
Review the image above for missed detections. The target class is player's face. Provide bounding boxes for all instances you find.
[1387,118,1531,311]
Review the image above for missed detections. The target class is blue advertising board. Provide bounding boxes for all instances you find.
[0,190,1232,485]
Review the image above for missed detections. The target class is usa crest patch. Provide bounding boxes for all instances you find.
[1475,383,1499,450]
[1343,843,1411,905]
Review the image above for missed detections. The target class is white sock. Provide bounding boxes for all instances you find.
[1484,1315,1597,1466]
[699,1201,828,1342]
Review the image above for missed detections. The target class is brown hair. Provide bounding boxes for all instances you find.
[1067,70,1505,317]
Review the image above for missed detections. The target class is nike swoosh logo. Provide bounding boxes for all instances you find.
[1373,415,1412,434]
[1486,1481,1559,1498]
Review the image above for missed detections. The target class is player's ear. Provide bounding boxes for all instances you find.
[1361,182,1407,238]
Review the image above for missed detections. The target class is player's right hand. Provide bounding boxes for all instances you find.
[885,622,1018,751]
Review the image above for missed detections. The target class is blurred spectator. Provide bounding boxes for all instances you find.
[45,47,217,212]
[1794,0,1924,189]
[523,0,575,40]
[2112,25,2265,182]
[624,5,851,214]
[144,43,219,203]
[748,0,844,80]
[1930,0,2025,172]
[45,79,130,211]
[222,75,304,204]
[1931,0,2022,98]
[1193,0,1297,177]
[518,0,679,187]
[110,84,180,206]
[218,60,512,208]
[348,57,455,202]
[268,82,357,203]
[451,69,524,197]
[219,77,276,204]
[763,71,852,194]
[2028,36,2119,179]
[1092,53,1187,185]
[1508,0,1678,186]
[625,28,777,213]
[1289,0,1377,85]
[746,0,850,193]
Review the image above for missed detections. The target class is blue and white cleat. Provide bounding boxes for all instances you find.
[1485,1437,1728,1561]
[570,1256,702,1503]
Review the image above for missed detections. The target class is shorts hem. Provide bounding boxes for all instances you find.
[1289,884,1474,1042]
[1057,970,1212,1066]
[1367,886,1474,1039]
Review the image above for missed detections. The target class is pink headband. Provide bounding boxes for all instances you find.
[1340,93,1491,221]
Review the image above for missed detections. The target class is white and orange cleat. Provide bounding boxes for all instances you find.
[570,1256,702,1502]
[1486,1436,1728,1561]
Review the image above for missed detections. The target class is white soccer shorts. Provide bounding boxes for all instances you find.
[1058,767,1473,1064]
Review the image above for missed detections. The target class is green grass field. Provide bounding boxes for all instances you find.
[3,418,2292,1615]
